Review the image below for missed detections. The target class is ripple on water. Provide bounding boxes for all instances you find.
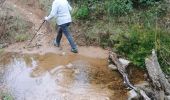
[0,53,145,100]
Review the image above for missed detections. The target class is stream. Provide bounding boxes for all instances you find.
[0,52,145,100]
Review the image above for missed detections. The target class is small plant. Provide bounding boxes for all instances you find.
[107,0,133,16]
[0,93,14,100]
[75,5,89,20]
[0,48,4,54]
[15,34,29,42]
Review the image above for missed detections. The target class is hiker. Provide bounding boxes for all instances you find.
[44,0,78,53]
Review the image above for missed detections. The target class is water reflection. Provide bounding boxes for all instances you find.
[1,53,121,100]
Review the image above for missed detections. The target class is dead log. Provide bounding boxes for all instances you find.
[109,51,151,100]
[145,49,170,98]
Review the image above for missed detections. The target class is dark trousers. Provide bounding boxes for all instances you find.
[56,22,77,49]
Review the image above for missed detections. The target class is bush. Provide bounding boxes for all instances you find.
[75,5,89,20]
[0,92,14,100]
[2,94,13,100]
[15,34,29,42]
[0,48,4,54]
[107,0,133,16]
[110,24,170,74]
[112,25,155,67]
[131,0,162,8]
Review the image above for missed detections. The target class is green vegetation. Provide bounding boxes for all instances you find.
[0,93,14,100]
[15,34,29,42]
[0,48,4,54]
[107,0,133,16]
[2,94,13,100]
[70,0,170,74]
[75,5,89,19]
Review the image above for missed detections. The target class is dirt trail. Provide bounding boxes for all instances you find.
[4,0,108,59]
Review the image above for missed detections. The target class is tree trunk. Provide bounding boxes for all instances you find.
[145,49,170,98]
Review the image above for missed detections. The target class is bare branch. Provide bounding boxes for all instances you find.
[109,51,151,100]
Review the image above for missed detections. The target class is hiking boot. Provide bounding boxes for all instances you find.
[71,48,78,53]
[54,40,59,47]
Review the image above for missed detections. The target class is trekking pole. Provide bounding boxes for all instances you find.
[28,20,46,46]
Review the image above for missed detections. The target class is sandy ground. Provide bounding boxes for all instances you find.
[4,0,108,59]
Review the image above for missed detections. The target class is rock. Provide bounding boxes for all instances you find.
[36,42,42,46]
[66,63,73,68]
[108,64,117,70]
[37,32,43,35]
[62,52,66,56]
[108,57,130,70]
[127,89,139,100]
[105,97,110,100]
[134,81,150,88]
[0,43,8,49]
[119,58,130,67]
[74,69,80,74]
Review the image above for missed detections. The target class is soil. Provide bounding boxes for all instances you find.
[3,0,108,58]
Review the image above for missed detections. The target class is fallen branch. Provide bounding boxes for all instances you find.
[109,51,151,100]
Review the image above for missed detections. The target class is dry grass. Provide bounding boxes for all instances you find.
[0,5,32,45]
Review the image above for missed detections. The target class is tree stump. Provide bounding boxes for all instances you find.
[145,49,170,99]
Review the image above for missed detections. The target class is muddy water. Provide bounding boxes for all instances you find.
[0,53,145,100]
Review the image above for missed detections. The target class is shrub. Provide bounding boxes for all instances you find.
[112,25,155,67]
[75,5,89,20]
[107,0,133,16]
[0,48,4,54]
[131,0,162,8]
[15,34,29,42]
[110,24,170,74]
[0,92,14,100]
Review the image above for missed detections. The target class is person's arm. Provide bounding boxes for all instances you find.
[45,1,58,21]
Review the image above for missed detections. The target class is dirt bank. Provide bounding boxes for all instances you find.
[3,0,108,59]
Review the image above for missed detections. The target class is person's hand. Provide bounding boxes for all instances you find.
[44,16,48,21]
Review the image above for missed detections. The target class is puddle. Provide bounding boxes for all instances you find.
[0,53,146,100]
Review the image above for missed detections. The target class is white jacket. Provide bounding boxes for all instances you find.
[46,0,72,25]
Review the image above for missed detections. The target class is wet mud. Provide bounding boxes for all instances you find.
[0,53,146,100]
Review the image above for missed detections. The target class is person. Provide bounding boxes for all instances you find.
[44,0,78,53]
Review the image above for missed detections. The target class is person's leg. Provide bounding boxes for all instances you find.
[55,27,62,47]
[59,23,77,52]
